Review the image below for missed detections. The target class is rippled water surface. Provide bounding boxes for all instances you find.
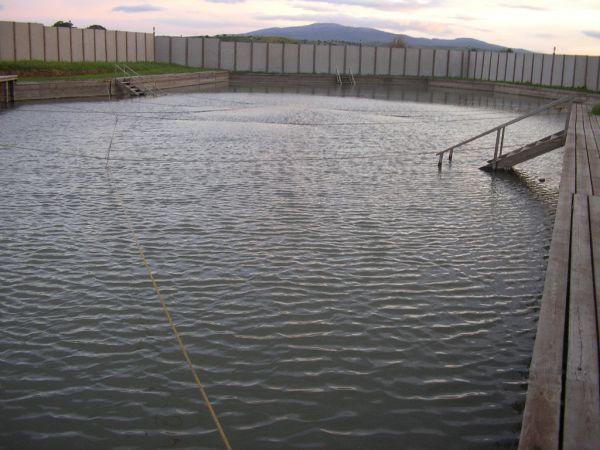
[1,85,566,449]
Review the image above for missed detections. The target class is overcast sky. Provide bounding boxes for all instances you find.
[1,0,599,54]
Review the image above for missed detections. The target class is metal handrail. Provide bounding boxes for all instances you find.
[114,63,161,97]
[336,67,342,85]
[436,95,577,166]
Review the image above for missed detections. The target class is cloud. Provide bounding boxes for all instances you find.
[112,4,163,13]
[205,0,246,2]
[583,30,600,40]
[293,0,441,12]
[291,1,338,12]
[499,3,548,11]
[0,4,3,10]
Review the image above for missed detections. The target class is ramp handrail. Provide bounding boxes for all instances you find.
[436,95,576,167]
[114,64,161,97]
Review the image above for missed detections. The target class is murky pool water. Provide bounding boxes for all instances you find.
[1,85,566,449]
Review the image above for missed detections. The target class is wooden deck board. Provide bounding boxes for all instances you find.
[575,106,593,194]
[582,110,600,195]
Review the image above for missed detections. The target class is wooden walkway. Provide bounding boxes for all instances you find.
[0,75,17,106]
[519,104,600,449]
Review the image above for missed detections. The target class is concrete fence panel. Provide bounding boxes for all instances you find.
[57,27,71,61]
[360,46,375,75]
[314,44,329,74]
[420,48,434,77]
[0,22,15,60]
[30,23,44,60]
[489,52,499,80]
[154,36,170,63]
[541,54,553,85]
[220,41,235,70]
[531,53,542,84]
[283,43,298,73]
[586,56,599,91]
[14,22,30,60]
[106,30,117,62]
[204,38,220,69]
[433,49,447,77]
[448,50,462,77]
[145,33,154,62]
[551,55,564,87]
[345,45,360,74]
[135,33,145,61]
[43,27,57,61]
[481,52,491,80]
[497,52,507,81]
[95,30,107,62]
[573,55,587,87]
[331,45,344,74]
[251,42,267,72]
[522,53,533,82]
[563,55,575,87]
[505,53,516,82]
[298,44,314,73]
[267,43,283,73]
[405,48,419,76]
[187,37,203,67]
[116,31,127,62]
[474,51,485,79]
[71,29,84,62]
[126,32,136,61]
[467,51,476,78]
[171,37,187,65]
[390,47,405,75]
[83,29,95,62]
[375,47,391,75]
[514,53,525,82]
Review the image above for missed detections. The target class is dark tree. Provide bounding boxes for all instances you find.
[87,24,106,30]
[53,20,73,28]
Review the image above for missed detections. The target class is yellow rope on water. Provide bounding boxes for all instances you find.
[106,167,233,450]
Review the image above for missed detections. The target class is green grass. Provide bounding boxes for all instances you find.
[592,104,600,115]
[0,60,206,80]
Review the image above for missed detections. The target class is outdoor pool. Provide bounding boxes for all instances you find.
[0,85,566,449]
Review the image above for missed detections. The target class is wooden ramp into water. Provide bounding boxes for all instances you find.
[519,104,600,450]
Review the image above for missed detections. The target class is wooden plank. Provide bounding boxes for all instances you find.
[560,107,578,194]
[563,193,600,450]
[587,110,600,194]
[518,190,572,450]
[575,105,593,194]
[582,107,600,195]
[590,195,600,352]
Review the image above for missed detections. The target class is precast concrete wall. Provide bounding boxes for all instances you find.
[106,31,117,62]
[283,43,298,73]
[71,29,83,62]
[448,50,462,78]
[171,37,187,66]
[331,45,344,74]
[187,38,203,68]
[83,29,95,62]
[375,47,391,75]
[390,48,404,75]
[14,22,30,60]
[220,41,235,71]
[346,45,360,74]
[433,49,447,77]
[360,46,375,75]
[252,42,267,72]
[204,38,219,69]
[314,45,329,74]
[405,48,419,76]
[95,30,107,62]
[155,36,170,63]
[267,43,283,73]
[299,44,314,73]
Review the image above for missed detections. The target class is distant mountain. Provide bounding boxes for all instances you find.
[244,23,515,51]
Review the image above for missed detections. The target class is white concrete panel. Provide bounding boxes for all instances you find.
[267,43,283,73]
[405,48,419,76]
[299,44,313,73]
[94,30,106,61]
[220,41,235,70]
[0,21,15,61]
[44,26,58,61]
[57,27,71,61]
[497,53,507,81]
[70,29,83,62]
[116,31,127,62]
[145,34,154,62]
[331,45,344,73]
[475,51,485,79]
[345,45,360,74]
[204,38,219,69]
[586,56,599,91]
[283,43,298,73]
[550,55,564,87]
[375,47,390,75]
[126,32,136,61]
[30,23,44,60]
[561,55,574,87]
[514,53,525,82]
[251,42,267,72]
[481,52,491,80]
[106,30,117,62]
[522,53,533,82]
[154,36,170,63]
[489,52,499,80]
[420,48,434,76]
[433,49,447,77]
[505,53,516,82]
[171,37,186,65]
[135,33,145,61]
[390,47,404,75]
[14,22,30,60]
[83,28,95,61]
[574,56,587,87]
[235,41,251,71]
[314,44,329,74]
[360,46,375,75]
[187,37,203,67]
[531,53,543,84]
[448,50,462,78]
[541,54,553,85]
[467,51,477,78]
